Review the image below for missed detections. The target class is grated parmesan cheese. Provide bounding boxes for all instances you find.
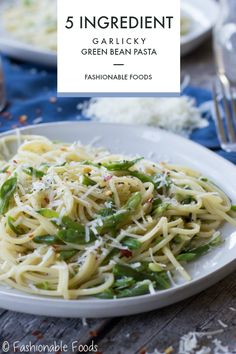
[82,318,88,327]
[217,320,228,329]
[82,97,208,136]
[148,326,232,354]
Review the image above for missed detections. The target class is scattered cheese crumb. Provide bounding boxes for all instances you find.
[212,339,230,354]
[229,307,236,312]
[82,318,88,327]
[33,117,43,125]
[217,320,228,329]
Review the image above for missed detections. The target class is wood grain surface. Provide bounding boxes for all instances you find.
[0,39,235,354]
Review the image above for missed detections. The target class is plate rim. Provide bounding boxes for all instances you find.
[0,0,219,64]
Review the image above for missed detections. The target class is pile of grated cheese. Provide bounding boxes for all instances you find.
[82,97,208,136]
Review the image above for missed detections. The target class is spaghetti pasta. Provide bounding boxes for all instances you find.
[2,0,57,51]
[0,134,235,299]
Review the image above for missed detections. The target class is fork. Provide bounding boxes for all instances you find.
[0,56,6,113]
[213,74,236,152]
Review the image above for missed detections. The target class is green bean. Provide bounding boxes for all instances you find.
[116,282,150,298]
[0,166,9,173]
[23,167,45,178]
[81,160,100,167]
[0,176,17,215]
[176,194,195,205]
[113,264,146,281]
[81,175,96,186]
[148,263,164,272]
[96,210,128,234]
[113,277,135,290]
[151,198,162,209]
[177,235,222,262]
[23,0,33,5]
[96,289,114,299]
[96,192,142,234]
[176,253,196,262]
[97,201,115,217]
[130,171,156,186]
[152,202,169,217]
[152,271,170,290]
[38,208,58,219]
[98,262,170,299]
[38,209,96,244]
[7,216,24,235]
[101,248,119,266]
[131,171,172,192]
[97,281,150,299]
[36,281,52,290]
[97,207,114,217]
[33,235,62,245]
[59,250,77,261]
[58,226,96,245]
[200,177,208,182]
[122,237,141,250]
[102,158,143,171]
[114,264,170,290]
[125,192,142,212]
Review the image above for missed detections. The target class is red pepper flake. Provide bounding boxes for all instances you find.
[19,115,27,124]
[32,330,41,336]
[49,96,57,103]
[89,330,98,337]
[60,147,67,151]
[1,111,12,120]
[104,175,112,182]
[35,108,42,114]
[120,249,132,258]
[13,160,17,164]
[44,197,49,204]
[139,348,147,354]
[53,245,60,251]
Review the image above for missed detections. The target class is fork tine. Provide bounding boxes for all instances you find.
[213,82,227,145]
[0,56,6,113]
[219,74,236,143]
[229,84,236,124]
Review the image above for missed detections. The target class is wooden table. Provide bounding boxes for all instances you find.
[0,39,236,354]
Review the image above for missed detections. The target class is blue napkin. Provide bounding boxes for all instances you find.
[1,56,236,165]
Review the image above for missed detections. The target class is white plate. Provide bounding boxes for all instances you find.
[0,0,56,67]
[181,0,219,56]
[0,0,218,66]
[0,122,235,318]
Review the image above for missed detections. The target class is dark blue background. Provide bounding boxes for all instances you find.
[1,56,236,164]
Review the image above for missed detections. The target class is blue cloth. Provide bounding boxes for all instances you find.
[1,56,236,165]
